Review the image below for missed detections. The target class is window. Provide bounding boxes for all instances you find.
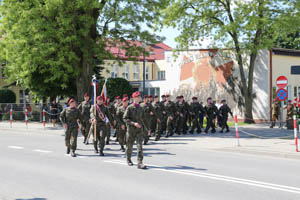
[133,65,140,80]
[294,86,300,99]
[145,67,149,80]
[157,71,165,80]
[122,65,129,80]
[111,65,119,78]
[291,66,300,74]
[143,87,160,96]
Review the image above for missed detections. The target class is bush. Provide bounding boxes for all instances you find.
[0,89,16,103]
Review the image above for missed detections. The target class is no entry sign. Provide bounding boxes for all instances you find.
[276,88,288,101]
[276,76,288,88]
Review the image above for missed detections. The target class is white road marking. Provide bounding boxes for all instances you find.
[8,146,24,149]
[105,159,300,195]
[33,149,52,153]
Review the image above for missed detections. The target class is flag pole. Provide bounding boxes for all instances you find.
[92,75,97,142]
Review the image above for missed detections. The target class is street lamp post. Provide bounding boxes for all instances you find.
[142,43,146,96]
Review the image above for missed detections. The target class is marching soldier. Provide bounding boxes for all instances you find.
[152,95,163,141]
[218,100,233,133]
[160,95,167,134]
[199,102,205,128]
[182,96,190,133]
[77,93,92,144]
[204,97,217,133]
[90,96,115,156]
[60,98,83,157]
[175,96,188,135]
[105,97,116,145]
[285,100,294,130]
[123,91,147,169]
[270,99,281,128]
[140,95,156,145]
[189,97,206,134]
[113,96,122,140]
[149,95,157,135]
[116,96,129,152]
[164,94,176,137]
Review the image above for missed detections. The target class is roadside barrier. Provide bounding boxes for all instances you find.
[25,109,28,129]
[294,115,298,152]
[234,114,240,146]
[10,109,12,128]
[43,109,46,129]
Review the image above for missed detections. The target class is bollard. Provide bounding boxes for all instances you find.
[10,109,13,128]
[25,109,28,129]
[43,109,46,129]
[294,115,298,152]
[234,114,240,146]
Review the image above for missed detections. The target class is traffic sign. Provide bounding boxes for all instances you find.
[276,88,288,101]
[276,76,288,88]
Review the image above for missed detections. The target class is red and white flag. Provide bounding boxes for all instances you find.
[294,97,298,107]
[100,79,107,105]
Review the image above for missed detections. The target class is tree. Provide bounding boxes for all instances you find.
[161,0,299,122]
[98,78,133,100]
[276,31,300,49]
[0,0,166,101]
[0,89,16,103]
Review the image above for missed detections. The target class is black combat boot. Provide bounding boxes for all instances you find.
[66,147,70,154]
[197,129,202,134]
[189,130,194,134]
[94,142,99,153]
[137,162,147,169]
[71,151,76,157]
[99,150,104,156]
[120,145,125,152]
[127,159,134,166]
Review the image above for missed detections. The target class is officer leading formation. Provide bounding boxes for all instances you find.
[60,92,234,169]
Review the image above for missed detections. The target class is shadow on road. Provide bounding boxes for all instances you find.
[16,198,47,200]
[148,165,207,171]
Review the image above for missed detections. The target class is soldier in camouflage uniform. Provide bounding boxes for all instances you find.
[116,96,129,152]
[149,95,157,135]
[90,96,115,156]
[77,93,92,144]
[160,95,167,134]
[164,94,176,137]
[140,95,156,145]
[175,96,188,135]
[152,95,163,141]
[270,99,281,128]
[60,98,83,157]
[123,91,147,169]
[204,97,217,133]
[285,100,294,130]
[218,100,233,133]
[113,96,122,140]
[182,96,190,134]
[189,97,206,134]
[105,97,116,145]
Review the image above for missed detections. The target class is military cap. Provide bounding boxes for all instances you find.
[154,95,158,98]
[83,93,89,97]
[149,95,153,98]
[192,96,198,100]
[221,99,226,103]
[176,96,180,99]
[132,91,141,98]
[161,95,166,98]
[180,95,184,98]
[122,97,129,102]
[165,94,170,97]
[144,95,148,98]
[68,98,75,105]
[123,94,128,98]
[115,96,120,100]
[207,97,212,101]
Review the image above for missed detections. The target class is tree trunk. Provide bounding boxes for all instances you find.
[76,56,93,102]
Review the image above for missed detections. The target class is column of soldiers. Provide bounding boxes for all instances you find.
[60,92,233,169]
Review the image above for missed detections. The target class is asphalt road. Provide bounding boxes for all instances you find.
[1,127,300,200]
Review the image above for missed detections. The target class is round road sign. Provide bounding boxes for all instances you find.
[276,88,288,101]
[276,76,288,88]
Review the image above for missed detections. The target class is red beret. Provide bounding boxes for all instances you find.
[115,96,120,100]
[144,95,148,98]
[149,95,153,98]
[165,94,170,97]
[68,98,75,105]
[132,91,140,98]
[154,95,158,98]
[84,93,89,97]
[97,96,103,101]
[122,97,128,102]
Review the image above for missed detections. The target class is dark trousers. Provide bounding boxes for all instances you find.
[205,116,216,132]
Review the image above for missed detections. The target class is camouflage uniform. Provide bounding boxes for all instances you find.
[60,107,83,153]
[140,102,156,144]
[218,104,233,133]
[164,100,176,137]
[90,104,114,155]
[204,103,217,133]
[286,104,294,130]
[160,99,167,133]
[189,101,206,133]
[77,100,92,143]
[123,103,145,164]
[270,101,281,128]
[116,104,128,151]
[152,100,164,140]
[105,102,116,144]
[175,101,188,134]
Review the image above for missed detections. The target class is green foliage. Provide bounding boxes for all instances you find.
[98,78,133,101]
[0,0,167,100]
[0,89,16,103]
[276,31,300,49]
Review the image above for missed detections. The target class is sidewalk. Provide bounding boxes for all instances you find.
[1,121,300,160]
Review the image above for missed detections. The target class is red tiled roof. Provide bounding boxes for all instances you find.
[106,41,172,62]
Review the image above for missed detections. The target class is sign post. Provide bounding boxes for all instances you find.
[276,76,288,129]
